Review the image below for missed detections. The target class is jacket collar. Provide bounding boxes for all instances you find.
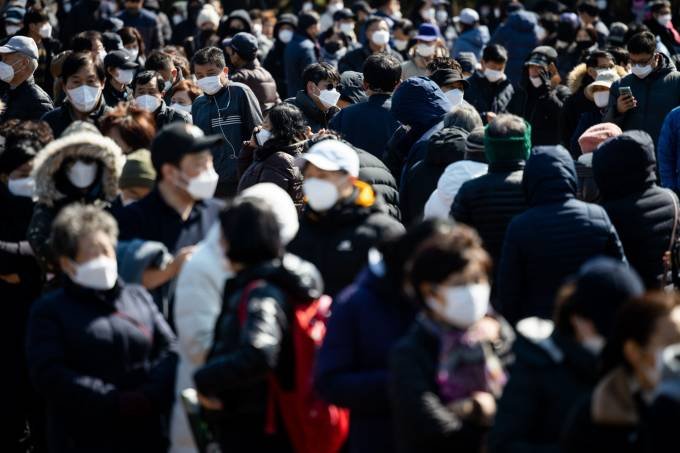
[63,275,122,307]
[488,160,525,173]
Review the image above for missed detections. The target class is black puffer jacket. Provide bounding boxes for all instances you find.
[356,147,401,221]
[230,59,281,112]
[154,100,191,130]
[464,71,515,122]
[511,77,570,147]
[497,146,626,325]
[593,131,676,289]
[400,126,468,226]
[285,90,339,133]
[338,46,403,74]
[41,98,112,137]
[0,76,54,122]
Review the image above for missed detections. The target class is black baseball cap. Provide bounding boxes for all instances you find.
[104,50,139,69]
[151,123,222,171]
[228,32,258,60]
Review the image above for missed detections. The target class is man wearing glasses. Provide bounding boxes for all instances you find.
[285,62,341,132]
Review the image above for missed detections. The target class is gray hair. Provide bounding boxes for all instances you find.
[28,56,38,74]
[486,113,526,139]
[50,204,118,259]
[443,104,483,132]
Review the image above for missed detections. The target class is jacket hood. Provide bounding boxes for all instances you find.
[425,126,469,166]
[592,130,657,200]
[567,63,628,93]
[227,9,253,33]
[391,77,451,128]
[523,145,577,206]
[506,10,538,33]
[32,132,124,207]
[458,26,490,48]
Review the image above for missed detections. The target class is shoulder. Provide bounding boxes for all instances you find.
[300,39,315,50]
[30,288,67,317]
[365,210,405,234]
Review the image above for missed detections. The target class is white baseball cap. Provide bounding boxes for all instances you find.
[459,8,480,25]
[297,139,360,177]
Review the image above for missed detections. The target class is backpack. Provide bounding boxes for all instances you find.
[238,280,349,453]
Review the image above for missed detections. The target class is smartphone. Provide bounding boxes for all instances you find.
[619,86,633,98]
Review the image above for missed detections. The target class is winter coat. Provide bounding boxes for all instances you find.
[329,93,401,159]
[117,8,164,52]
[193,254,323,452]
[191,83,263,197]
[41,98,112,137]
[338,46,403,74]
[451,26,490,60]
[400,126,468,226]
[561,65,599,150]
[658,106,680,192]
[263,38,289,98]
[497,146,626,325]
[575,154,600,203]
[0,76,53,122]
[570,110,606,158]
[154,100,191,130]
[511,80,570,147]
[237,138,305,208]
[464,71,515,122]
[488,11,540,87]
[489,318,598,453]
[287,181,405,297]
[604,53,680,146]
[315,268,417,453]
[116,239,172,285]
[103,79,133,108]
[423,160,488,220]
[285,90,339,133]
[355,147,401,221]
[283,31,318,97]
[26,279,177,453]
[593,131,676,288]
[230,59,281,112]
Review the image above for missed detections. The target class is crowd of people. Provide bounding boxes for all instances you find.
[5,0,680,452]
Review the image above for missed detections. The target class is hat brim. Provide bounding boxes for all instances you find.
[415,35,438,42]
[0,45,16,54]
[295,153,343,172]
[525,59,548,67]
[189,134,223,152]
[118,60,140,69]
[585,81,613,98]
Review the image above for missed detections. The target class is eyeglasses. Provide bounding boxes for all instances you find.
[630,54,655,66]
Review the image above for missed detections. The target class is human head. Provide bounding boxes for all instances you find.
[132,70,164,112]
[103,49,139,87]
[118,149,155,204]
[145,50,178,91]
[62,51,106,113]
[4,6,24,36]
[584,70,619,110]
[0,119,52,194]
[414,23,440,59]
[577,122,622,154]
[124,0,144,14]
[297,11,320,39]
[239,182,300,245]
[99,103,156,154]
[261,103,309,144]
[584,50,615,79]
[168,79,202,109]
[650,0,672,27]
[429,63,467,95]
[118,26,145,61]
[275,13,297,44]
[392,18,414,51]
[302,62,341,107]
[443,104,483,132]
[458,8,479,32]
[464,127,486,162]
[192,46,228,89]
[391,76,450,128]
[628,31,658,77]
[337,71,367,107]
[525,46,557,80]
[607,46,630,71]
[196,5,220,31]
[226,32,258,67]
[484,114,531,163]
[333,8,356,37]
[72,31,105,63]
[482,44,508,74]
[577,0,599,24]
[0,35,38,86]
[363,53,401,94]
[22,8,50,41]
[363,16,390,48]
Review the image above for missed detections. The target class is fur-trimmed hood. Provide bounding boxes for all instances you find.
[567,63,628,93]
[32,131,124,207]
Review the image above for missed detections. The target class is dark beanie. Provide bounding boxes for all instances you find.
[297,12,319,32]
[0,136,40,174]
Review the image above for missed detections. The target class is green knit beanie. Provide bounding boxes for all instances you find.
[484,121,532,164]
[119,149,156,189]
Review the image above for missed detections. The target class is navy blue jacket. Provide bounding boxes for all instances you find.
[283,31,318,96]
[117,8,163,52]
[489,11,540,87]
[497,146,626,324]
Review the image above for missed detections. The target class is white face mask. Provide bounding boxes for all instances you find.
[318,87,341,107]
[256,128,272,146]
[484,68,505,82]
[445,88,464,107]
[436,10,448,23]
[253,23,263,35]
[71,255,118,290]
[170,102,192,114]
[8,176,35,198]
[39,22,52,38]
[172,14,183,25]
[135,94,161,112]
[124,47,139,61]
[657,14,672,27]
[278,29,294,43]
[371,29,390,46]
[632,63,653,79]
[426,283,491,329]
[197,74,223,95]
[416,43,435,57]
[114,68,134,85]
[163,79,172,93]
[184,166,219,200]
[339,22,355,35]
[393,39,408,51]
[529,76,543,88]
[593,91,610,108]
[5,25,20,36]
[97,49,107,64]
[67,85,102,113]
[303,177,340,211]
[67,160,98,188]
[421,7,435,21]
[0,61,14,83]
[581,335,606,355]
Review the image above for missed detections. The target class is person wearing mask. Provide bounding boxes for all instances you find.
[285,62,340,133]
[497,146,626,326]
[116,149,156,208]
[320,0,346,32]
[390,224,514,453]
[71,31,108,66]
[488,9,540,87]
[330,53,401,159]
[464,44,514,124]
[183,4,221,59]
[171,0,202,46]
[593,131,677,289]
[237,103,310,207]
[646,1,680,58]
[392,18,415,60]
[575,122,623,203]
[226,32,280,112]
[263,13,297,99]
[288,139,404,297]
[605,31,680,148]
[117,0,163,53]
[167,79,201,117]
[41,52,111,137]
[318,7,357,49]
[99,103,156,155]
[489,257,645,453]
[119,26,147,67]
[132,70,191,129]
[102,50,138,108]
[428,62,470,110]
[26,204,177,452]
[338,16,403,74]
[576,0,609,46]
[191,46,263,197]
[4,6,24,38]
[408,0,436,29]
[145,50,183,104]
[401,23,446,79]
[374,0,402,28]
[0,36,53,122]
[283,11,320,97]
[451,8,489,60]
[19,8,60,94]
[563,292,680,452]
[558,26,599,86]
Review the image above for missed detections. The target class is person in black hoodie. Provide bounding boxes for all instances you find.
[464,44,515,124]
[592,130,677,289]
[193,198,323,453]
[285,62,340,133]
[263,13,297,99]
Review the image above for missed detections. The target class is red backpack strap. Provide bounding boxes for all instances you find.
[237,279,266,325]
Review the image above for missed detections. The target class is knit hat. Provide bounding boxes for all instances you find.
[0,135,40,174]
[196,5,220,29]
[465,127,486,161]
[578,122,622,154]
[338,71,367,104]
[119,149,156,189]
[484,121,532,163]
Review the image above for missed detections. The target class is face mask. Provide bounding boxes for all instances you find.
[184,166,219,200]
[426,283,491,329]
[416,43,435,57]
[593,91,610,108]
[393,9,403,20]
[253,23,263,35]
[135,94,161,112]
[581,335,606,355]
[318,88,341,107]
[163,79,172,93]
[436,10,448,23]
[421,7,435,21]
[484,68,505,82]
[114,68,134,85]
[5,25,20,36]
[445,88,463,107]
[0,61,14,83]
[68,85,101,112]
[71,255,118,290]
[67,160,98,188]
[256,128,272,146]
[632,63,653,79]
[657,14,672,27]
[172,14,183,25]
[197,74,223,95]
[39,22,52,38]
[536,25,547,41]
[339,22,355,35]
[171,102,192,114]
[278,29,293,43]
[328,2,343,13]
[124,47,139,61]
[529,76,543,88]
[393,39,408,51]
[8,176,35,198]
[97,49,107,64]
[371,29,390,46]
[303,177,340,211]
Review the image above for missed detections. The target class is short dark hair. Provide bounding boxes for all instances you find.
[267,103,309,142]
[628,31,656,55]
[62,51,106,83]
[650,0,671,14]
[133,70,164,93]
[426,57,462,74]
[219,199,282,266]
[577,0,599,17]
[363,54,401,92]
[607,46,630,67]
[23,7,49,26]
[302,62,340,86]
[119,26,145,56]
[51,204,118,260]
[393,18,415,35]
[145,50,175,72]
[71,31,101,52]
[192,46,226,69]
[585,49,614,68]
[482,44,508,64]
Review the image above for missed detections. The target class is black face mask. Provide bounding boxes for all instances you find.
[576,40,594,50]
[324,41,343,54]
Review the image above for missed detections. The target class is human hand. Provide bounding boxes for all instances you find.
[617,93,637,113]
[198,392,223,410]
